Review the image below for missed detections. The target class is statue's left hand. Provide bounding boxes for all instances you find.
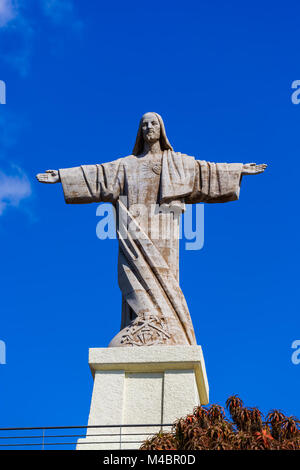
[242,163,267,175]
[36,170,60,184]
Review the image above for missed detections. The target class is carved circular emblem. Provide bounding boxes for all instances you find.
[152,163,161,175]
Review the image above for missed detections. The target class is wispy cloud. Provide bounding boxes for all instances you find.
[41,0,82,29]
[0,0,82,75]
[0,1,34,76]
[0,0,18,28]
[0,165,32,215]
[0,16,33,76]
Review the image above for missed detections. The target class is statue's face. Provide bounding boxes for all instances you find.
[141,113,161,144]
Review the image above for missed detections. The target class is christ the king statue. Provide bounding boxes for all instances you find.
[36,112,266,348]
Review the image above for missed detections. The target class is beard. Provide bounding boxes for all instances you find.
[144,132,160,144]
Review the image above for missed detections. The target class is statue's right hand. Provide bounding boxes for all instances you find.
[36,170,60,184]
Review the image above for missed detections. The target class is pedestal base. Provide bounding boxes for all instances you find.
[76,345,209,450]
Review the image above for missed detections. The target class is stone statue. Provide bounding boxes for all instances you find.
[36,112,266,348]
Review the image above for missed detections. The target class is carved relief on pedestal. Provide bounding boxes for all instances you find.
[120,311,171,347]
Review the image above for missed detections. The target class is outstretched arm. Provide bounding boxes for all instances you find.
[36,166,99,204]
[185,160,267,205]
[36,169,60,184]
[36,161,124,204]
[242,163,267,175]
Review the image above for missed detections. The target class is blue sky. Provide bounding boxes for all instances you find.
[0,0,300,447]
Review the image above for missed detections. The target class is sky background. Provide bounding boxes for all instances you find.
[0,0,300,449]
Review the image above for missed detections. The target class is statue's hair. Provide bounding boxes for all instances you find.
[132,112,173,156]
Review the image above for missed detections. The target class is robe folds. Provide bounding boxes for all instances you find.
[59,151,243,347]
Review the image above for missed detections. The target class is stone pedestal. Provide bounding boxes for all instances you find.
[76,345,209,450]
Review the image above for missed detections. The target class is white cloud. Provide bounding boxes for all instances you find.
[0,166,32,215]
[0,1,33,76]
[0,0,17,27]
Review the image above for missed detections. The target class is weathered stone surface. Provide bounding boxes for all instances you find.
[36,112,267,347]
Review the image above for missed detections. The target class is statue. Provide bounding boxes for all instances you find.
[36,112,266,348]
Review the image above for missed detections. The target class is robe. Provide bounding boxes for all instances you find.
[59,150,243,347]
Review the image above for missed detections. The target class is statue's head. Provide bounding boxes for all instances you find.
[141,112,161,145]
[132,112,173,156]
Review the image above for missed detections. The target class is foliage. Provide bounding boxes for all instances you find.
[140,395,300,450]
